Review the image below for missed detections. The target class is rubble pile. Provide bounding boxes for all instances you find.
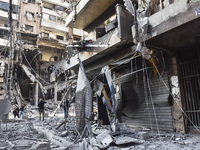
[0,119,53,150]
[1,112,200,150]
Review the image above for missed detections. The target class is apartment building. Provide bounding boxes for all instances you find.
[65,0,200,133]
[0,0,19,49]
[15,0,82,104]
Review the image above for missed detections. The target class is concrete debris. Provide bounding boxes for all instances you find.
[30,142,50,150]
[137,132,150,140]
[0,112,200,150]
[96,130,113,146]
[113,135,144,145]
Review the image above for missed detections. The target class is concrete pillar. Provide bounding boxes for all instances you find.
[168,56,185,133]
[34,82,39,106]
[54,82,57,103]
[68,0,73,44]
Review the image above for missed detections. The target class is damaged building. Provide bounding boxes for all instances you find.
[0,0,200,149]
[64,0,200,134]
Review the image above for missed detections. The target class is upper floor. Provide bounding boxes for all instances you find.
[0,0,19,21]
[64,0,200,73]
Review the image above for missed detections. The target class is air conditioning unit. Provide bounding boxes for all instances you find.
[23,0,28,3]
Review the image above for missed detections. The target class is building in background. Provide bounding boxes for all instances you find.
[0,0,19,49]
[0,0,82,106]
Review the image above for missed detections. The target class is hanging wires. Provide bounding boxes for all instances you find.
[144,58,162,140]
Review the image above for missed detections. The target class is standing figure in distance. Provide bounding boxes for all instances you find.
[19,105,26,118]
[13,107,19,118]
[38,98,46,121]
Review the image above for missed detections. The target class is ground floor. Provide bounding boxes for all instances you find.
[0,107,200,150]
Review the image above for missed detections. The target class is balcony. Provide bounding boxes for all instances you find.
[1,0,20,6]
[0,38,9,47]
[0,10,18,20]
[65,0,116,29]
[42,0,70,8]
[42,7,66,18]
[66,4,134,74]
[41,19,69,32]
[145,0,200,50]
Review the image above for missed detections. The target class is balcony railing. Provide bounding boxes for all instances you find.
[41,19,69,32]
[0,10,18,20]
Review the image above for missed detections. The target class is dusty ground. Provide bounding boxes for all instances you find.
[0,106,200,150]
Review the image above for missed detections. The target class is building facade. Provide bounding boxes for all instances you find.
[64,0,200,133]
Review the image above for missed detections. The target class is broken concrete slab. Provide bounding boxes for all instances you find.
[113,135,144,145]
[33,125,71,148]
[137,132,150,140]
[30,142,50,150]
[96,130,113,146]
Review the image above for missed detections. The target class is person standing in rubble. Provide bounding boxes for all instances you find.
[62,99,69,119]
[19,105,26,118]
[38,98,46,121]
[13,107,19,118]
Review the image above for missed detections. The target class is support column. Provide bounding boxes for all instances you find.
[54,82,57,103]
[169,56,185,133]
[68,0,73,44]
[34,82,39,106]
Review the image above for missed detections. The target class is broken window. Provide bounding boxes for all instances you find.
[43,2,55,10]
[49,15,56,22]
[0,2,19,14]
[73,35,81,41]
[0,29,8,39]
[57,17,65,24]
[0,2,9,11]
[42,13,49,20]
[56,35,64,40]
[42,32,49,38]
[25,25,34,32]
[12,5,19,14]
[28,0,35,4]
[55,5,64,11]
[26,11,35,21]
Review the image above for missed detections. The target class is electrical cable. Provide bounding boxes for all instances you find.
[144,58,161,141]
[142,58,153,132]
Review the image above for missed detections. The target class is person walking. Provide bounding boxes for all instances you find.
[38,98,46,121]
[13,107,19,118]
[19,105,26,118]
[63,99,69,119]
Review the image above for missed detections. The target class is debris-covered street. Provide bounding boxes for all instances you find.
[1,107,200,150]
[1,0,200,149]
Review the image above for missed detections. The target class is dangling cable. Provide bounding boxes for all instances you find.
[144,58,161,141]
[142,57,153,131]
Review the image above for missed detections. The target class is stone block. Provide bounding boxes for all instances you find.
[30,142,50,150]
[137,132,149,140]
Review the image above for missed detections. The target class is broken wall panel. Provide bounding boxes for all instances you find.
[120,66,174,131]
